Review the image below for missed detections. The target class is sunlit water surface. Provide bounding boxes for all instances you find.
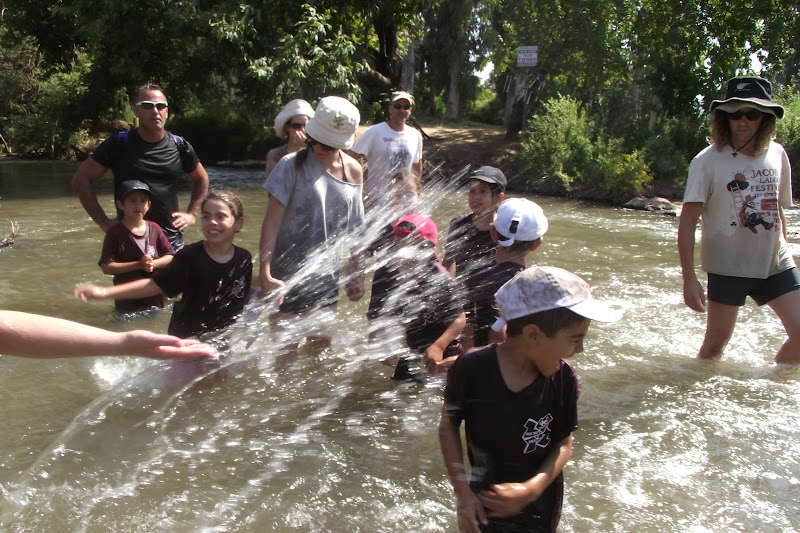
[0,161,798,532]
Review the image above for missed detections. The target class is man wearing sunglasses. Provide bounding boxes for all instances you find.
[679,76,800,364]
[348,90,423,209]
[72,83,209,250]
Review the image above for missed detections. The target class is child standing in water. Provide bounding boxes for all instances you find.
[439,266,620,532]
[369,214,465,380]
[75,190,252,339]
[99,180,174,313]
[442,167,506,349]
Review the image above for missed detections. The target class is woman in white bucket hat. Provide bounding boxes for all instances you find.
[259,96,365,357]
[265,99,315,178]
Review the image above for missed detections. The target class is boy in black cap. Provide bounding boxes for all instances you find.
[98,180,174,312]
[678,76,800,363]
[442,166,506,348]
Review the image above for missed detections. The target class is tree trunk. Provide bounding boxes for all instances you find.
[401,38,415,93]
[446,62,460,120]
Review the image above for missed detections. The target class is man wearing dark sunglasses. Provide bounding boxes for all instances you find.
[679,75,800,364]
[348,90,423,209]
[72,82,209,250]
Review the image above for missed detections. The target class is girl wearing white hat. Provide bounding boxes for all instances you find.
[265,99,315,178]
[259,96,365,357]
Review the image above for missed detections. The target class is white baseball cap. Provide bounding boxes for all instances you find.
[390,91,414,105]
[305,96,360,150]
[492,266,621,331]
[494,198,548,246]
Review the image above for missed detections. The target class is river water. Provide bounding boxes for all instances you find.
[0,161,798,532]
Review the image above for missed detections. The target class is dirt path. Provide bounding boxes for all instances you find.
[418,122,520,178]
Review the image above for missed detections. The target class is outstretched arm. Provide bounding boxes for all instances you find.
[75,278,161,303]
[678,202,706,312]
[0,310,215,359]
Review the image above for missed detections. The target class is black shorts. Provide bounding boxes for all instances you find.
[707,268,800,306]
[278,274,338,314]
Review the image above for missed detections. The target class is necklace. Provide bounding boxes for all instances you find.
[731,135,756,157]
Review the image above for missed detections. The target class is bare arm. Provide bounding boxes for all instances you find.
[0,310,215,359]
[258,195,287,297]
[678,202,706,312]
[424,310,466,373]
[439,406,486,533]
[412,159,423,178]
[74,278,162,303]
[171,163,209,231]
[72,158,115,232]
[479,435,573,519]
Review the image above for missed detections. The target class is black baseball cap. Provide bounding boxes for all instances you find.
[468,166,507,192]
[117,180,151,200]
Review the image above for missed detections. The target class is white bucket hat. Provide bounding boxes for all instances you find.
[273,99,314,136]
[305,96,360,150]
[492,266,621,331]
[494,198,548,246]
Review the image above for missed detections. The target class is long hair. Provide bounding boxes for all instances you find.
[710,111,777,155]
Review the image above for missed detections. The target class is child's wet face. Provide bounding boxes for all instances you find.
[118,191,150,219]
[532,318,590,377]
[467,179,497,215]
[389,182,421,209]
[393,235,429,271]
[201,199,242,244]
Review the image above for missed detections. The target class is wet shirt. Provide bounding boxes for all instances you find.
[471,261,526,347]
[99,221,174,311]
[445,345,579,527]
[152,242,252,338]
[370,259,463,355]
[443,213,497,319]
[684,141,794,278]
[263,150,364,290]
[92,129,200,244]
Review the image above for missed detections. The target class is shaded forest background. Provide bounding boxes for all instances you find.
[2,0,800,200]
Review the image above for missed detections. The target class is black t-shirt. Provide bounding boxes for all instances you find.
[91,129,200,243]
[369,259,463,355]
[445,345,579,527]
[152,242,252,338]
[442,213,497,320]
[471,261,526,347]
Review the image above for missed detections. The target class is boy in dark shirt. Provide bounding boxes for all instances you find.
[442,167,506,349]
[439,266,620,532]
[99,180,174,312]
[471,197,548,347]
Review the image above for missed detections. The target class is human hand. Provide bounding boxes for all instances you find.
[287,127,307,149]
[171,211,197,231]
[259,275,285,301]
[74,284,106,302]
[139,254,154,273]
[683,276,706,312]
[455,489,487,533]
[345,274,364,301]
[123,331,217,359]
[423,344,444,373]
[480,482,536,518]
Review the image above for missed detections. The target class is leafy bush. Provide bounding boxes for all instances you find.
[463,86,504,125]
[519,95,595,189]
[597,143,653,197]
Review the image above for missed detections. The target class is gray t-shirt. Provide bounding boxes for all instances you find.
[263,150,364,282]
